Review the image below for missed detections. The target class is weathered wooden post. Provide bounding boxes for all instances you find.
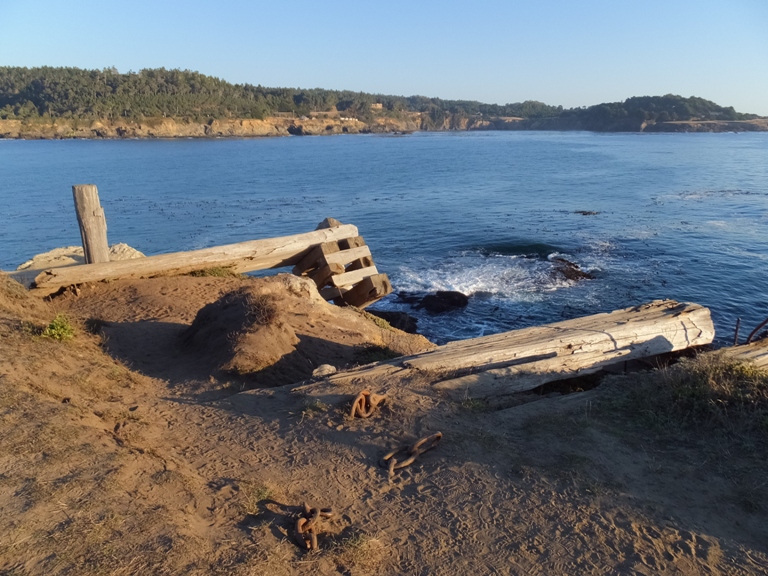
[72,184,110,264]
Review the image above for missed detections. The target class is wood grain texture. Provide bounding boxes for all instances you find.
[324,300,715,399]
[30,224,359,295]
[72,184,109,264]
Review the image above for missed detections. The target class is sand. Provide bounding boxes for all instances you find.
[1,271,767,575]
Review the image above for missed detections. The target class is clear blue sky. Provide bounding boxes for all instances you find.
[2,0,767,114]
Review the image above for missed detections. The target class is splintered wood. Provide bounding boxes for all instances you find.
[292,235,391,309]
[324,300,716,399]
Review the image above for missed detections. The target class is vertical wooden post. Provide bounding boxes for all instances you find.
[72,184,110,264]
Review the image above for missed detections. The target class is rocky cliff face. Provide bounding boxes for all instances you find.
[1,115,765,139]
[0,115,422,140]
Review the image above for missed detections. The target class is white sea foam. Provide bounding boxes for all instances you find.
[392,252,571,301]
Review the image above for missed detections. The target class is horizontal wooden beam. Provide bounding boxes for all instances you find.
[24,224,359,296]
[323,300,715,399]
[330,265,378,288]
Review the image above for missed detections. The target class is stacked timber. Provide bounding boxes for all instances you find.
[291,234,392,309]
[21,224,361,296]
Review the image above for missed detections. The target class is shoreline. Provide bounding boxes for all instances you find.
[2,115,767,140]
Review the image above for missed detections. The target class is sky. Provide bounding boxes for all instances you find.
[1,0,767,115]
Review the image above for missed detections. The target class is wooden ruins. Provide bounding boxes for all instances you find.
[291,222,392,308]
[316,300,716,399]
[8,183,766,391]
[14,185,392,308]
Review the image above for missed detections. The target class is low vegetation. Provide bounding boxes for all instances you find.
[41,313,75,341]
[607,353,768,441]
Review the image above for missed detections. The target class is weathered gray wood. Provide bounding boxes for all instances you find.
[323,246,372,267]
[310,262,345,288]
[291,241,340,276]
[29,224,359,295]
[340,273,392,308]
[324,300,715,399]
[330,265,379,288]
[719,338,768,369]
[72,184,109,264]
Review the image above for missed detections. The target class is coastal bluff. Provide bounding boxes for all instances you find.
[3,115,766,139]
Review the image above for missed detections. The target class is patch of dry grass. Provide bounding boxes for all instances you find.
[244,293,278,326]
[607,353,768,439]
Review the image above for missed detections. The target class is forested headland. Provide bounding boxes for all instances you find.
[0,66,765,138]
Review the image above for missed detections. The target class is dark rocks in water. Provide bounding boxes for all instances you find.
[396,290,470,314]
[418,291,470,314]
[551,257,595,281]
[367,310,419,334]
[395,291,424,306]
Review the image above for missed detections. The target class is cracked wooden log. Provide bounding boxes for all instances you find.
[324,300,715,399]
[719,337,768,369]
[73,184,110,264]
[26,224,359,296]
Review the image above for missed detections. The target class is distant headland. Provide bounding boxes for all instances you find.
[1,66,766,139]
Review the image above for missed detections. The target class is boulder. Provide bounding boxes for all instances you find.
[551,257,595,282]
[417,291,470,314]
[366,310,419,334]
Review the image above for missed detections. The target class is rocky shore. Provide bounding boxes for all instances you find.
[2,115,766,139]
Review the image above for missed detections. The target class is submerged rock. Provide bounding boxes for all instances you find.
[395,290,470,314]
[551,257,595,282]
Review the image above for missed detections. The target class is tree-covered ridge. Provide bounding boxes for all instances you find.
[0,66,560,122]
[0,66,759,124]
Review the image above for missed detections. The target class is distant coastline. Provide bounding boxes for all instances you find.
[2,115,767,140]
[2,66,766,139]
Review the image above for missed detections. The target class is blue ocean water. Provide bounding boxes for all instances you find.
[1,131,767,344]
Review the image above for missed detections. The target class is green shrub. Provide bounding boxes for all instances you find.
[42,314,75,341]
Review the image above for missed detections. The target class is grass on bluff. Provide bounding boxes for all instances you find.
[187,267,242,278]
[608,353,768,439]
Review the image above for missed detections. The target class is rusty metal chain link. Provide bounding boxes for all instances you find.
[293,502,334,551]
[349,390,387,418]
[379,432,443,476]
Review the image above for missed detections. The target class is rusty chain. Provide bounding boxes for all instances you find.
[293,502,334,551]
[349,390,387,418]
[379,432,443,476]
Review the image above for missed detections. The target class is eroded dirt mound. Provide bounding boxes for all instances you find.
[184,274,435,385]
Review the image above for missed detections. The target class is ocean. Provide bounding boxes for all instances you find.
[2,131,767,344]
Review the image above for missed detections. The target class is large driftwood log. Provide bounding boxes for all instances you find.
[325,300,715,399]
[26,224,359,295]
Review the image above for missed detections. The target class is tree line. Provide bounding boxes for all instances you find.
[0,66,758,125]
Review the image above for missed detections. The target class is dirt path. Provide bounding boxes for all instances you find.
[1,273,766,575]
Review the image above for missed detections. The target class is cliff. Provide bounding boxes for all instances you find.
[1,115,766,139]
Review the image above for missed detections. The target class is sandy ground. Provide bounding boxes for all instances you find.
[1,272,767,575]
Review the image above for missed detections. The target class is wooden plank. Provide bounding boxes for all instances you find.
[27,224,359,295]
[339,273,392,308]
[291,241,340,276]
[310,262,345,288]
[322,300,714,399]
[346,255,375,272]
[719,338,768,369]
[319,286,349,301]
[72,184,109,264]
[338,236,366,249]
[337,236,373,271]
[330,265,379,288]
[323,246,372,267]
